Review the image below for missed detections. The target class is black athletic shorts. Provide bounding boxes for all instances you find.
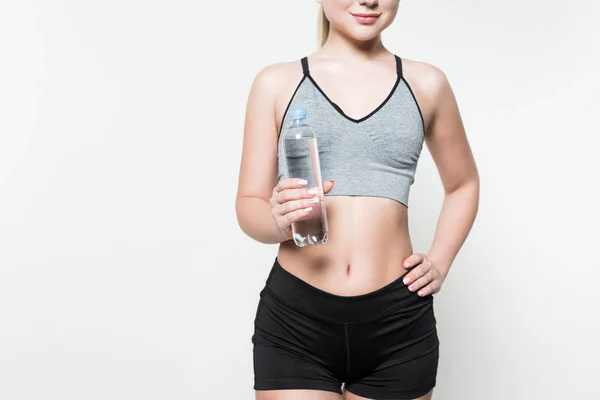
[252,258,439,399]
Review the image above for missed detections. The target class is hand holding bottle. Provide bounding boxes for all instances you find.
[269,178,335,241]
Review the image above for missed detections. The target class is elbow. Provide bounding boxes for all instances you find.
[235,197,251,235]
[444,174,480,206]
[445,167,480,196]
[235,207,255,242]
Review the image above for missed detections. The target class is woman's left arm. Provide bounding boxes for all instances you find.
[402,68,480,296]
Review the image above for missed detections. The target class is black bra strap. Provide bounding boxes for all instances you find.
[395,55,403,78]
[301,57,310,75]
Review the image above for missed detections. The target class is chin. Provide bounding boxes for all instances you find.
[344,28,383,42]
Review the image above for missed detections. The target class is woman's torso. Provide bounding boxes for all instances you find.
[272,52,434,296]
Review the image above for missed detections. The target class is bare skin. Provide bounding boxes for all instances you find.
[236,1,479,399]
[237,54,478,297]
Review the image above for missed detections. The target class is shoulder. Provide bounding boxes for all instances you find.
[249,60,303,96]
[246,59,305,130]
[400,57,451,100]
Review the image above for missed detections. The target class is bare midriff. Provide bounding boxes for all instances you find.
[277,195,413,296]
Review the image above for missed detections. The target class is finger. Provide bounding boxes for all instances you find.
[275,197,320,216]
[407,270,435,292]
[322,180,335,194]
[402,262,429,286]
[283,206,314,225]
[417,280,440,297]
[403,253,426,269]
[274,178,307,193]
[277,187,317,204]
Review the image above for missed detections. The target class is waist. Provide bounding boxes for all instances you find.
[263,257,431,323]
[277,195,413,297]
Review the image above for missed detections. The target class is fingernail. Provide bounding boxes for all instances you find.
[307,188,318,195]
[304,207,313,213]
[409,284,415,291]
[403,277,411,285]
[298,179,307,185]
[309,197,319,204]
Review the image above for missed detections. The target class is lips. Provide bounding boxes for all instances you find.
[352,13,380,18]
[351,13,381,24]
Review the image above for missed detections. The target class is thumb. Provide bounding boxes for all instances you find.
[322,179,335,194]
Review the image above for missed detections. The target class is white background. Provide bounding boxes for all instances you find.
[1,0,599,399]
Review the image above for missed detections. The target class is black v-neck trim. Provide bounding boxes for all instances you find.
[303,55,403,124]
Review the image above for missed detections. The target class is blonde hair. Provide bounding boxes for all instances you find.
[317,6,330,47]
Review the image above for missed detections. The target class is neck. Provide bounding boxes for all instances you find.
[320,28,387,60]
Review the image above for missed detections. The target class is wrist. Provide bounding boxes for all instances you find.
[275,224,292,243]
[426,254,451,279]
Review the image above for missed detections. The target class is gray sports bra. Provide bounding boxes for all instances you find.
[277,55,424,207]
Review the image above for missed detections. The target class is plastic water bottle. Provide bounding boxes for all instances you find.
[280,108,329,246]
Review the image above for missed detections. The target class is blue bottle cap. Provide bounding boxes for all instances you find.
[289,108,307,120]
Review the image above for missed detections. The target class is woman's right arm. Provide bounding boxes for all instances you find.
[236,65,334,244]
[236,65,316,244]
[235,66,286,244]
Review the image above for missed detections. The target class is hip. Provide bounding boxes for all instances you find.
[252,258,438,383]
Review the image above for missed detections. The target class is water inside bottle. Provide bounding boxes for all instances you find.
[283,136,328,246]
[293,186,327,246]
